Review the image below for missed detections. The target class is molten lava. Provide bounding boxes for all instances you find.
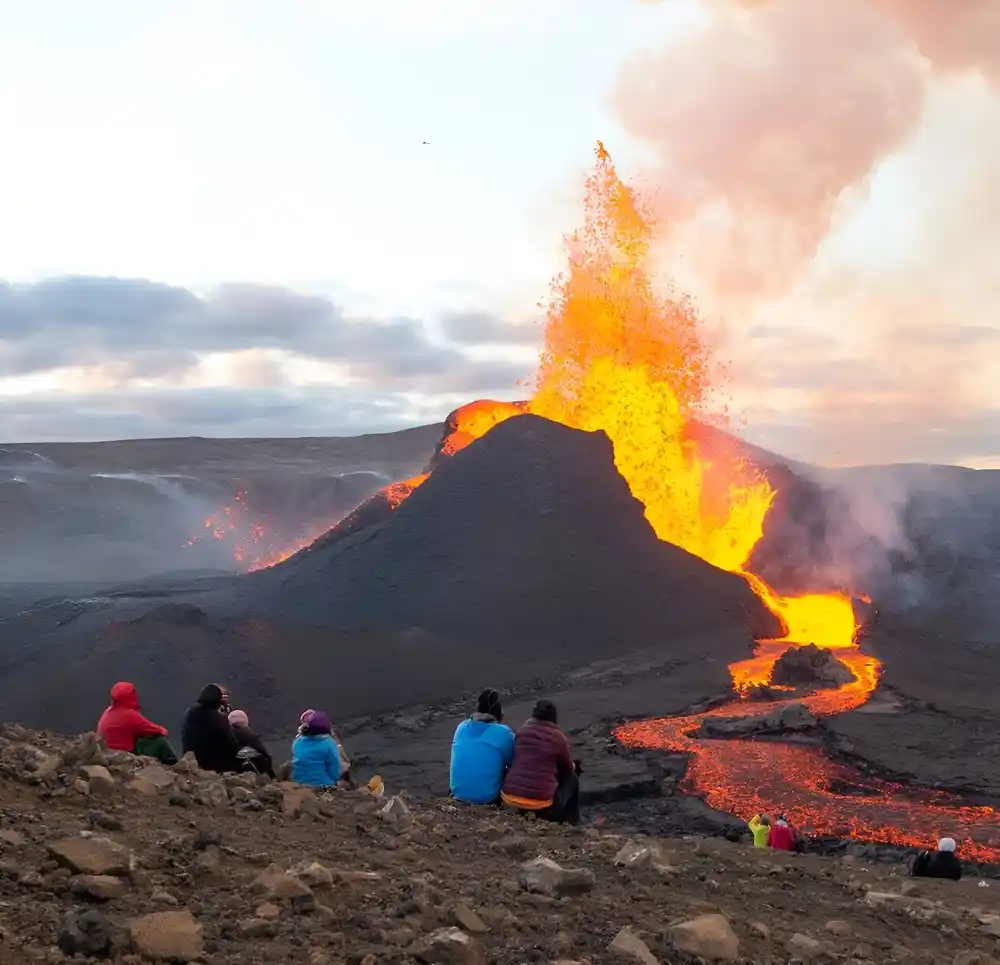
[188,141,1000,857]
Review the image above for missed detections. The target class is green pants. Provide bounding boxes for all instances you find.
[133,734,179,766]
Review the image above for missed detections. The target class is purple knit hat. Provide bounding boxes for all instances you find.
[306,711,331,734]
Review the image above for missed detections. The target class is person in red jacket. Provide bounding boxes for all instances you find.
[767,815,797,851]
[97,682,177,764]
[501,699,581,825]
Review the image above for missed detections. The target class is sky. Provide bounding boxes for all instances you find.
[1,0,999,468]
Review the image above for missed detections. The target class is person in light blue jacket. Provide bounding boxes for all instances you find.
[450,689,515,805]
[291,711,342,788]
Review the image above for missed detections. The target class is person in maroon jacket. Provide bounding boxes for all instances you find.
[767,815,797,851]
[501,699,581,825]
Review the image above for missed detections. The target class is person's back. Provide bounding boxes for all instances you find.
[97,681,175,762]
[228,710,275,777]
[502,700,578,824]
[291,711,341,788]
[912,837,962,880]
[768,820,795,852]
[748,814,770,849]
[182,684,239,773]
[450,689,515,805]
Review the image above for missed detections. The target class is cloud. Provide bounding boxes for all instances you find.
[439,310,541,345]
[0,276,534,441]
[0,276,529,391]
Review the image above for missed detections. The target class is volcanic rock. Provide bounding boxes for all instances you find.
[697,702,818,738]
[410,926,483,965]
[609,926,659,964]
[57,908,112,957]
[771,644,856,688]
[69,874,130,901]
[786,932,824,960]
[518,856,595,897]
[668,914,739,962]
[250,863,314,902]
[127,909,204,962]
[79,764,116,794]
[613,840,653,869]
[47,835,130,876]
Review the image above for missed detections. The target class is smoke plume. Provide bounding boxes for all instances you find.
[616,0,1000,469]
[618,0,1000,622]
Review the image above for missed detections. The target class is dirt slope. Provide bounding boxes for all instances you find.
[0,725,997,965]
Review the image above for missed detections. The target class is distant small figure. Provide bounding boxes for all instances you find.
[768,814,796,852]
[910,836,962,880]
[181,684,240,773]
[450,687,515,806]
[97,681,177,765]
[748,813,771,849]
[291,710,342,789]
[228,709,275,777]
[501,699,580,825]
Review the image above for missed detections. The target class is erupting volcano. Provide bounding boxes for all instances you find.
[191,143,1000,857]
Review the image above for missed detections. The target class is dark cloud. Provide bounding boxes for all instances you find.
[439,310,541,345]
[0,277,528,391]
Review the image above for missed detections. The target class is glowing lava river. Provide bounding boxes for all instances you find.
[199,142,1000,862]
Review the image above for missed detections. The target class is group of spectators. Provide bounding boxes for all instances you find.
[95,681,351,788]
[94,679,971,873]
[449,689,580,824]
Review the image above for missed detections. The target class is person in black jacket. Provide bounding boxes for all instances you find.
[227,709,275,777]
[181,684,239,773]
[910,836,962,880]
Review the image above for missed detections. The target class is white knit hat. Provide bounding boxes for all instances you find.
[938,837,957,852]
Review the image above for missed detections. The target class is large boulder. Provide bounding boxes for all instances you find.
[48,836,131,876]
[697,702,817,738]
[770,644,855,688]
[127,910,204,962]
[518,856,595,897]
[669,914,739,962]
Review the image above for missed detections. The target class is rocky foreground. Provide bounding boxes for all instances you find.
[0,728,998,965]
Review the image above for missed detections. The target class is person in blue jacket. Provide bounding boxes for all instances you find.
[450,688,515,805]
[291,710,342,788]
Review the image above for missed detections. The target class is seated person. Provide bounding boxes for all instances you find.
[748,814,771,849]
[181,683,240,773]
[767,815,796,851]
[97,681,177,764]
[227,709,275,777]
[501,699,580,826]
[450,688,515,805]
[291,711,341,788]
[910,837,962,880]
[298,707,353,785]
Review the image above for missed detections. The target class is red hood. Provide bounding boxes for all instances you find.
[109,681,140,709]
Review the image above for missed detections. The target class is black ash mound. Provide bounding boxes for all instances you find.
[248,414,779,649]
[0,415,778,737]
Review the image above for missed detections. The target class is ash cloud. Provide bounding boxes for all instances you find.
[618,0,1000,467]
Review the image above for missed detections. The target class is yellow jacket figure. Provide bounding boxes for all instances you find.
[748,814,771,848]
